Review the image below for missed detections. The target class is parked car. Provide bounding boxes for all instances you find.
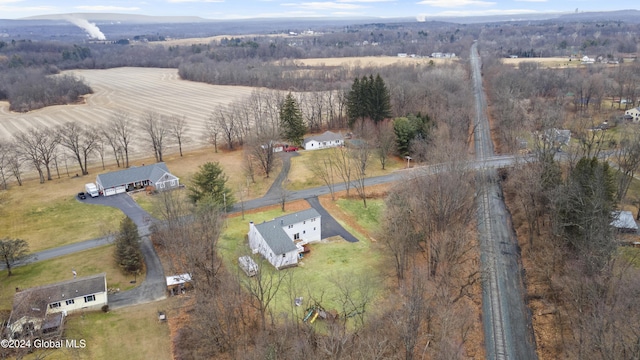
[284,146,299,152]
[77,192,86,200]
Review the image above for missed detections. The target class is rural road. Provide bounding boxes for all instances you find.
[471,42,537,360]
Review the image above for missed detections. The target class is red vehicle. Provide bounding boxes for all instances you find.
[284,145,299,152]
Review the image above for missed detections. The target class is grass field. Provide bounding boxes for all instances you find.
[0,245,140,311]
[0,174,123,252]
[287,148,404,190]
[46,298,176,360]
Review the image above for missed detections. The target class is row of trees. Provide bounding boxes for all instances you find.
[0,111,189,188]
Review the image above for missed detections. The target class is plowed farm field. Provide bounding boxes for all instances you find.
[0,67,256,151]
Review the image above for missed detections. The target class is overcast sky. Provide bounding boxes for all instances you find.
[1,0,638,20]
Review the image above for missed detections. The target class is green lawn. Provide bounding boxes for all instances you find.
[44,300,173,360]
[0,245,140,311]
[1,197,123,252]
[219,198,388,323]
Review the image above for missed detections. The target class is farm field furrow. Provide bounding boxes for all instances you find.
[0,67,256,153]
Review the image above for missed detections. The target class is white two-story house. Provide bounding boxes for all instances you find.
[248,208,322,269]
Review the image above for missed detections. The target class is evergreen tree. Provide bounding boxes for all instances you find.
[188,161,235,210]
[556,157,617,273]
[346,74,392,128]
[280,93,306,146]
[114,217,143,275]
[370,74,392,123]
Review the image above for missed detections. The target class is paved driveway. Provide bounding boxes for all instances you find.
[79,193,166,308]
[305,196,359,243]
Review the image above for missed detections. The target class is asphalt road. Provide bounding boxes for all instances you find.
[471,42,537,360]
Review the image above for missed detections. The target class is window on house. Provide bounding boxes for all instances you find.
[170,180,176,186]
[314,227,316,231]
[303,221,306,224]
[294,233,300,240]
[288,225,293,229]
[84,295,96,303]
[303,230,306,234]
[65,299,75,306]
[49,302,61,309]
[282,254,286,258]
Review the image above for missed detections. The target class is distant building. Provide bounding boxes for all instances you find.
[624,107,640,122]
[581,55,595,64]
[303,131,344,151]
[397,53,408,58]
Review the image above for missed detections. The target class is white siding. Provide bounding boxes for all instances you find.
[281,217,321,243]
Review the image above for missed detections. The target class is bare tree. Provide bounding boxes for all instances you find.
[310,155,336,200]
[0,140,9,190]
[14,127,59,183]
[331,146,353,197]
[0,238,30,276]
[210,106,238,150]
[204,117,220,153]
[57,122,100,175]
[112,111,134,168]
[169,114,189,157]
[375,119,396,170]
[614,126,640,202]
[243,258,288,330]
[7,143,24,186]
[101,126,121,168]
[142,111,169,163]
[351,140,372,208]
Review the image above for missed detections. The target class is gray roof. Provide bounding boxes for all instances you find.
[254,208,321,255]
[12,273,106,318]
[611,211,638,230]
[97,162,176,189]
[304,131,343,145]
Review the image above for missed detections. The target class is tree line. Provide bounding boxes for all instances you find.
[482,44,640,358]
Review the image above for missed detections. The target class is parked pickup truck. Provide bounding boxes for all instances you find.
[84,183,99,198]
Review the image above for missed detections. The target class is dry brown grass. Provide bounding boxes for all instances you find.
[502,57,587,69]
[293,56,455,67]
[0,245,140,311]
[287,148,405,190]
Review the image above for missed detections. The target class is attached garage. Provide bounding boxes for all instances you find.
[96,162,180,197]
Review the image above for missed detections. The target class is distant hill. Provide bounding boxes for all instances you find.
[22,13,209,24]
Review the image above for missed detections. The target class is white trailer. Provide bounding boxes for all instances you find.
[85,183,99,197]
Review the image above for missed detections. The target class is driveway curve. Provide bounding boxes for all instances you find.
[306,196,359,243]
[73,193,166,309]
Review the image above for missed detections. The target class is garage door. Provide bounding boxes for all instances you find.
[115,186,126,194]
[104,188,116,196]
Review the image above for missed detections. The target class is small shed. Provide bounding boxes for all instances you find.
[166,273,192,295]
[238,256,259,277]
[611,211,639,233]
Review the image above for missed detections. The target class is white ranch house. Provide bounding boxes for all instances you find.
[625,107,640,122]
[7,273,107,338]
[96,162,179,196]
[248,208,322,269]
[303,131,344,151]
